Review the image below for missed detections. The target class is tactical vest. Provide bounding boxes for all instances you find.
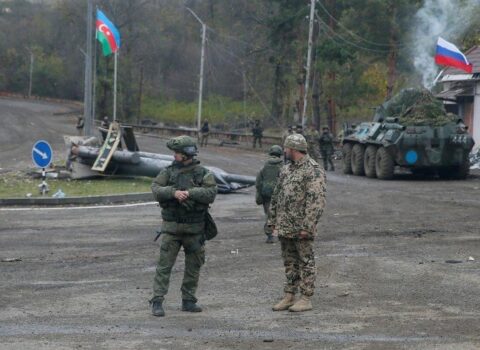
[160,162,210,226]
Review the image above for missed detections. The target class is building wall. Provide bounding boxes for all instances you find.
[473,82,480,150]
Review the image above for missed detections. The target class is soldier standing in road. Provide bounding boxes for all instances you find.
[319,126,335,171]
[252,120,264,148]
[200,120,210,147]
[304,123,320,162]
[281,126,294,145]
[295,124,304,136]
[268,134,326,312]
[100,116,110,142]
[76,116,84,136]
[150,135,217,317]
[255,145,284,243]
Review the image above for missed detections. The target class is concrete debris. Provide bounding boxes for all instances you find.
[1,258,22,262]
[52,189,66,198]
[467,256,475,262]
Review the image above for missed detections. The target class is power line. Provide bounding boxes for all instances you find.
[316,0,406,48]
[316,14,394,53]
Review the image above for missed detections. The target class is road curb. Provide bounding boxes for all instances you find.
[0,192,154,207]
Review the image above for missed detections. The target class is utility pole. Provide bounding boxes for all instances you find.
[242,69,247,136]
[186,7,206,133]
[26,48,34,98]
[83,0,94,136]
[302,0,316,127]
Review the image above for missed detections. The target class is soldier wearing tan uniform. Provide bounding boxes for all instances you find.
[268,133,326,312]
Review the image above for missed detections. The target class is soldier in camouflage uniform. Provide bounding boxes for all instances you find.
[319,126,335,171]
[150,135,217,317]
[304,124,320,162]
[255,145,284,243]
[252,120,264,148]
[268,133,326,312]
[281,126,294,146]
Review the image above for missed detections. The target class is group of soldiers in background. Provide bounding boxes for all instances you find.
[282,124,335,171]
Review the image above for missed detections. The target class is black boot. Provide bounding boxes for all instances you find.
[182,300,202,312]
[151,299,165,317]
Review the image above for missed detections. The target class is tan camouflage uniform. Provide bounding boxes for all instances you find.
[268,154,326,296]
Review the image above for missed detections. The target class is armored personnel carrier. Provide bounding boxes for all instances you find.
[342,88,475,179]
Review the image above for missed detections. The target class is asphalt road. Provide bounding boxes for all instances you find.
[1,98,480,349]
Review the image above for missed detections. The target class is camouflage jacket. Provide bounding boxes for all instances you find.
[255,156,283,204]
[267,155,326,239]
[151,160,217,234]
[319,132,334,152]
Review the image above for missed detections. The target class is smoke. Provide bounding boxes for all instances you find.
[413,0,479,88]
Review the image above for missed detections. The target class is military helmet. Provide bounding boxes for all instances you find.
[166,135,198,156]
[268,145,283,157]
[284,134,307,151]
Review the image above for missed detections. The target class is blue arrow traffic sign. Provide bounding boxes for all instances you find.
[32,140,53,168]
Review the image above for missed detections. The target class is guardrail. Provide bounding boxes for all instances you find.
[0,91,83,107]
[122,123,285,148]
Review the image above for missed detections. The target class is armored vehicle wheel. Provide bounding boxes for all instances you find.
[439,159,470,180]
[453,159,470,179]
[342,143,353,174]
[375,147,394,180]
[364,145,377,178]
[351,144,365,176]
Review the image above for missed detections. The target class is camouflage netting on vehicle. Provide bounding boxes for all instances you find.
[376,88,456,126]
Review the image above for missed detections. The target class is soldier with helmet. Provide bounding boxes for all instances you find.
[268,133,326,312]
[150,135,217,317]
[255,145,284,243]
[319,126,335,171]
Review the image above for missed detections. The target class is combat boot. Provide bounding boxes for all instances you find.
[151,299,165,317]
[182,300,202,312]
[272,293,295,311]
[288,295,312,312]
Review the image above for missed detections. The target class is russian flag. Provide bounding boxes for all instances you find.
[435,37,473,73]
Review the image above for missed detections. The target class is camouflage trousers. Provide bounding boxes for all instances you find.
[152,233,205,303]
[253,136,262,148]
[263,201,272,236]
[200,132,209,147]
[280,237,316,296]
[321,150,335,171]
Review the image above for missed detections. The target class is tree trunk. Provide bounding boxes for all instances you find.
[312,73,321,129]
[271,62,283,125]
[386,2,398,100]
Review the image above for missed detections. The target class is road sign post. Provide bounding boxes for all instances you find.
[32,140,53,196]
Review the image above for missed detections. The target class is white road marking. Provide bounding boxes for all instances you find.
[0,201,157,211]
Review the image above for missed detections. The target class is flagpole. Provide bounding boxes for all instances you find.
[432,68,445,87]
[113,50,117,122]
[302,0,316,127]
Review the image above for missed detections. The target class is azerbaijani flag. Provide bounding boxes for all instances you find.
[96,9,121,57]
[435,37,473,73]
